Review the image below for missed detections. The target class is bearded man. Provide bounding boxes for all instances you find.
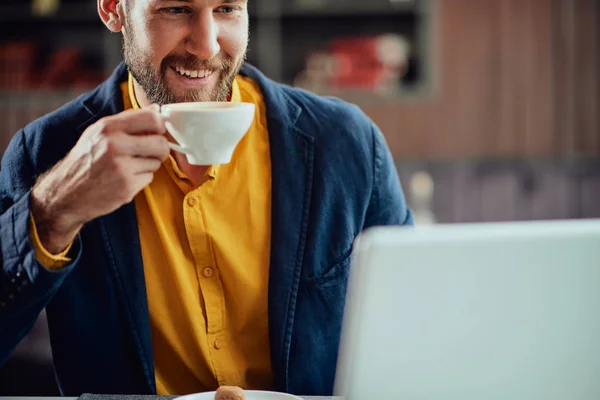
[0,0,413,396]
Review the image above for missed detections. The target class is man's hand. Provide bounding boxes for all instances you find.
[30,106,170,254]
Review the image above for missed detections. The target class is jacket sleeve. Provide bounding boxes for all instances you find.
[364,123,414,228]
[0,129,82,366]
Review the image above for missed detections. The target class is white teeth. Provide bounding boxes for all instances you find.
[173,66,213,79]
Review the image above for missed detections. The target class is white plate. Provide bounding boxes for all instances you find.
[177,390,303,400]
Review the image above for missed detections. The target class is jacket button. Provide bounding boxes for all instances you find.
[0,302,5,308]
[7,293,14,300]
[15,272,21,278]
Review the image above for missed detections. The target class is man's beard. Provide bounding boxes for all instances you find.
[122,32,245,105]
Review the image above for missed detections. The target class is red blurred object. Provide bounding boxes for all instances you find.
[0,40,104,90]
[329,65,399,91]
[0,41,37,90]
[38,47,83,88]
[296,34,411,92]
[329,34,410,68]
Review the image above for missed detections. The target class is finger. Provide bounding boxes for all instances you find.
[130,157,163,174]
[120,167,155,197]
[133,172,155,190]
[132,135,171,160]
[111,133,170,160]
[100,107,166,136]
[117,157,161,177]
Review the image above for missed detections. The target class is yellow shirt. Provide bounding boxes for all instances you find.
[31,73,274,395]
[125,75,273,394]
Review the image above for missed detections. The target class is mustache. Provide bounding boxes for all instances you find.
[160,53,233,73]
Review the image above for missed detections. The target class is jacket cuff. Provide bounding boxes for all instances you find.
[1,191,82,285]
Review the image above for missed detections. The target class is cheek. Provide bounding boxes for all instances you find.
[219,22,249,59]
[140,18,187,64]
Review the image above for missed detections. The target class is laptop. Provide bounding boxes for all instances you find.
[334,220,600,400]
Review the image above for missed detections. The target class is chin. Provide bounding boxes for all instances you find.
[171,87,219,103]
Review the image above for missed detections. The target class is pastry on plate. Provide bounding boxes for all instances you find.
[214,386,245,400]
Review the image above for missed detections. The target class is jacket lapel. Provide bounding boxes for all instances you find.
[268,123,314,392]
[97,206,155,393]
[241,65,316,392]
[80,63,156,393]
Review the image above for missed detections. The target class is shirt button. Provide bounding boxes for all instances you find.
[187,197,197,207]
[214,338,223,350]
[203,267,214,278]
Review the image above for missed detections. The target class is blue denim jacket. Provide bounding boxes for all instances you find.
[0,63,413,396]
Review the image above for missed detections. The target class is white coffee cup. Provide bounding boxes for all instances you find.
[160,102,256,165]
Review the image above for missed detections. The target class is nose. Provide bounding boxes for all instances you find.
[186,9,221,60]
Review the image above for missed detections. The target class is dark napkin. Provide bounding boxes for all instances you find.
[80,395,176,400]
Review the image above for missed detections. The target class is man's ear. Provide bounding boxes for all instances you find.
[98,0,125,33]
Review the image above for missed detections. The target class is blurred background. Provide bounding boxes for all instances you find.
[0,0,599,395]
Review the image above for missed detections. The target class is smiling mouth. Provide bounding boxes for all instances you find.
[172,65,215,79]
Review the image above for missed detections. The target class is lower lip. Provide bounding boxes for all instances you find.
[169,67,216,88]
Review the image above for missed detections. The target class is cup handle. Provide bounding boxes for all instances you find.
[163,120,193,156]
[167,142,193,155]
